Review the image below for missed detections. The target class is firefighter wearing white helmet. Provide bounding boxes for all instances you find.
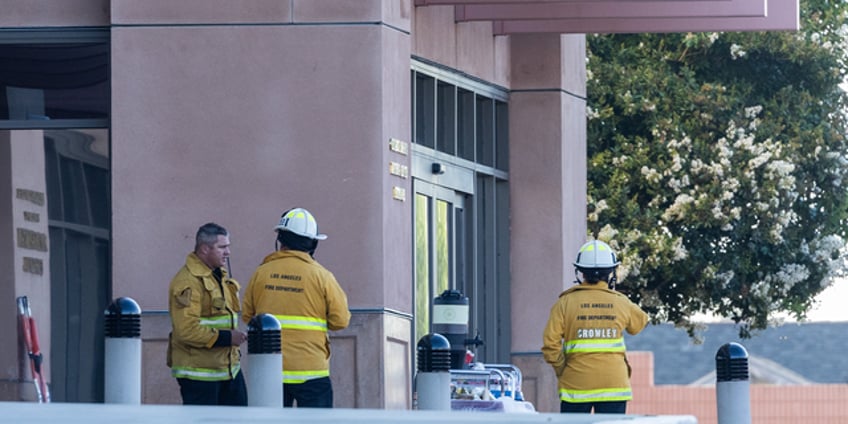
[274,207,328,241]
[242,207,350,408]
[542,239,648,414]
[574,239,620,288]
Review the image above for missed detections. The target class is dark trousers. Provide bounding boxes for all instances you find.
[284,377,333,408]
[561,400,627,414]
[177,370,248,406]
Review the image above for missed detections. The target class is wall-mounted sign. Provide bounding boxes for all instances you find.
[389,161,409,179]
[392,186,406,202]
[389,138,408,155]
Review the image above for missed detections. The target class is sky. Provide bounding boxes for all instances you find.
[693,277,848,323]
[801,277,848,322]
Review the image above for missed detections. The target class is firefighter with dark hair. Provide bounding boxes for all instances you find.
[168,222,248,406]
[243,208,350,408]
[542,240,648,414]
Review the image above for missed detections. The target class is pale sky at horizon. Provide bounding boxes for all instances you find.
[691,277,848,323]
[801,277,848,322]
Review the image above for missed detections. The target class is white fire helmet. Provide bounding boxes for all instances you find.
[573,240,619,270]
[273,208,327,240]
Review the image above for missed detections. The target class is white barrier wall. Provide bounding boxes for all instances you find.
[0,401,697,424]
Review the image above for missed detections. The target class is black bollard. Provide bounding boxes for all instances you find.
[416,333,452,410]
[716,342,751,424]
[247,313,282,407]
[104,297,142,404]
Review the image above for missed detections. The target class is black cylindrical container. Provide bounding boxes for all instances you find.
[432,290,469,369]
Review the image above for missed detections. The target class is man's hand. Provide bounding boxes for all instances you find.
[554,358,566,377]
[231,330,247,346]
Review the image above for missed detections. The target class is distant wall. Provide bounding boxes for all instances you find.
[627,351,848,424]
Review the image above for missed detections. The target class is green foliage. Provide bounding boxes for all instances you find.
[586,1,848,338]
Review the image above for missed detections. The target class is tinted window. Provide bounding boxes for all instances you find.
[0,42,109,121]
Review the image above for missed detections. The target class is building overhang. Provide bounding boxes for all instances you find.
[415,0,800,34]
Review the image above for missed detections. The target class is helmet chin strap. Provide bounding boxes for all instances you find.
[574,268,618,290]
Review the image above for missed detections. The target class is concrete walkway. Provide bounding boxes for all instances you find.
[1,401,697,424]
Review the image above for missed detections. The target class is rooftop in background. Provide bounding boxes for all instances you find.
[625,322,848,385]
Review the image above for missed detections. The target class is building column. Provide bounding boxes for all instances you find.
[109,0,415,408]
[0,129,51,401]
[507,33,587,413]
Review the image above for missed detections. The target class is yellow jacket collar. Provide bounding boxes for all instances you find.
[185,252,226,278]
[261,249,314,265]
[560,281,613,297]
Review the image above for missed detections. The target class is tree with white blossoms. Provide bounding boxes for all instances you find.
[586,0,848,338]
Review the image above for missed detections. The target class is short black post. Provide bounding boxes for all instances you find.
[104,297,142,404]
[247,313,282,407]
[716,342,751,424]
[415,333,452,411]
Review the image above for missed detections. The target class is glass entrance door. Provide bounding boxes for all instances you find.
[413,180,468,345]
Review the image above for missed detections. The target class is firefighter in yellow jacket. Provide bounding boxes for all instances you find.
[168,222,247,405]
[243,208,351,408]
[542,240,648,414]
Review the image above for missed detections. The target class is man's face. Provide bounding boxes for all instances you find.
[199,235,230,269]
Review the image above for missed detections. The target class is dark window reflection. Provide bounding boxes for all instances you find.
[0,43,109,120]
[44,129,110,230]
[85,164,110,228]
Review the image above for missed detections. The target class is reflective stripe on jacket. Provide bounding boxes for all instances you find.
[559,387,633,403]
[172,363,242,381]
[200,312,240,329]
[168,252,242,382]
[564,337,626,354]
[541,281,648,403]
[283,369,331,384]
[242,250,350,384]
[275,314,328,332]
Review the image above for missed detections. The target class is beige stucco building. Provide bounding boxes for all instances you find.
[0,0,795,413]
